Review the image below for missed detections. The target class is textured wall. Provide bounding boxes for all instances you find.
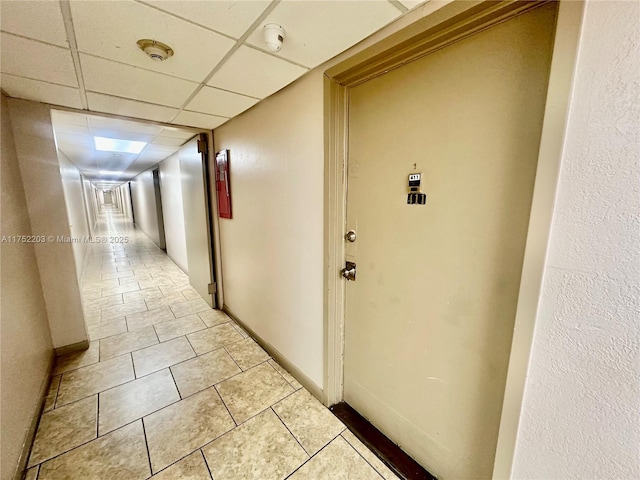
[512,2,640,478]
[1,92,54,480]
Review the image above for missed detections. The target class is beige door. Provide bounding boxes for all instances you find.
[180,136,215,307]
[343,4,557,479]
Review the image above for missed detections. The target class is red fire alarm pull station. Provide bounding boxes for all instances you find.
[215,149,232,219]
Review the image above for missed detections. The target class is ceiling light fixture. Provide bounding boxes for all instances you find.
[263,24,285,53]
[94,136,147,154]
[137,39,174,62]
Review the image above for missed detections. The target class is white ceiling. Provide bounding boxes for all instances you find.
[1,0,426,186]
[52,110,197,189]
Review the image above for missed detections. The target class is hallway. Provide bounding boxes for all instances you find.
[24,208,398,480]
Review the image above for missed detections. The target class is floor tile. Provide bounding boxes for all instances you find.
[144,387,235,474]
[125,306,175,331]
[224,338,270,371]
[57,355,134,406]
[37,421,150,480]
[24,466,38,480]
[28,395,97,466]
[138,277,175,290]
[43,375,61,412]
[101,270,134,281]
[288,436,383,480]
[102,299,147,321]
[216,362,294,424]
[202,408,308,480]
[269,360,303,390]
[99,325,158,360]
[198,309,232,328]
[54,342,100,375]
[273,389,345,455]
[151,450,211,479]
[132,336,196,378]
[171,348,241,398]
[231,322,250,339]
[341,430,400,480]
[154,314,207,342]
[170,298,212,318]
[88,317,128,341]
[99,369,179,435]
[82,294,124,310]
[145,291,186,310]
[179,288,202,301]
[187,323,243,355]
[123,286,163,304]
[101,283,140,297]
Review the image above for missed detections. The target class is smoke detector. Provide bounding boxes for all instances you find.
[263,24,285,53]
[137,39,174,62]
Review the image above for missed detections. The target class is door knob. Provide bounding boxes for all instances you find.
[341,261,356,281]
[344,230,357,242]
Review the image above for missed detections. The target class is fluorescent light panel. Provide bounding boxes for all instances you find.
[94,136,146,154]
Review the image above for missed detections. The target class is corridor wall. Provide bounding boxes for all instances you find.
[129,168,163,248]
[1,92,54,480]
[5,98,87,349]
[159,152,189,273]
[58,150,91,281]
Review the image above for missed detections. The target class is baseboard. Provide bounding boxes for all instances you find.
[13,350,55,480]
[222,306,323,402]
[54,340,89,357]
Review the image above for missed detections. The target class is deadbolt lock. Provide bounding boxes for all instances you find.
[341,261,356,281]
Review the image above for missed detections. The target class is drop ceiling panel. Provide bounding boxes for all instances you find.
[52,111,88,127]
[70,0,235,83]
[0,74,82,109]
[208,45,308,99]
[0,33,78,87]
[56,132,92,148]
[186,86,258,118]
[172,110,228,130]
[81,54,197,107]
[158,127,198,140]
[90,128,156,143]
[0,1,69,47]
[152,136,189,147]
[246,1,400,67]
[141,0,271,39]
[88,116,164,136]
[52,123,90,136]
[87,93,178,123]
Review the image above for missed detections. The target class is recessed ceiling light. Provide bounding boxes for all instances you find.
[94,136,146,154]
[100,170,123,176]
[137,39,174,62]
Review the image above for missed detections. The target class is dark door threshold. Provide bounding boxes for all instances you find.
[330,402,436,480]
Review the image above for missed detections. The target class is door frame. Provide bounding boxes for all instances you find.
[322,1,586,478]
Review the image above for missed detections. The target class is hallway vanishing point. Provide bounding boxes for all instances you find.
[24,207,399,480]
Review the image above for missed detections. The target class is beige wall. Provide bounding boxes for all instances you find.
[159,152,188,273]
[1,92,54,480]
[512,2,640,478]
[82,176,97,235]
[7,98,87,349]
[130,168,162,247]
[214,69,325,387]
[58,151,91,281]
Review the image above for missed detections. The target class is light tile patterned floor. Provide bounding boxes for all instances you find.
[25,207,399,480]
